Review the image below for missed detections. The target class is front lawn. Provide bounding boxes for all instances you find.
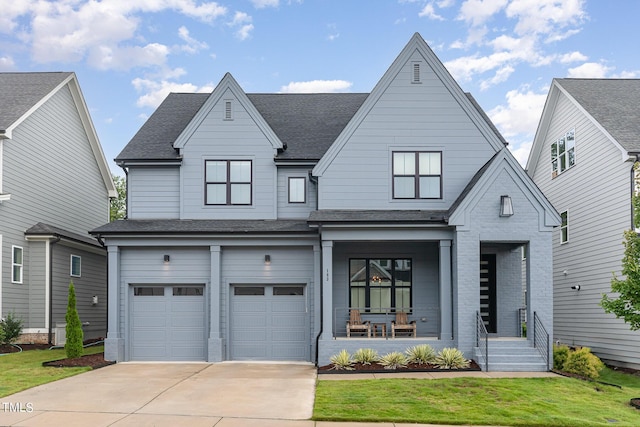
[314,368,640,426]
[0,345,104,398]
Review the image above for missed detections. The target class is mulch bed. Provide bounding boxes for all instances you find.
[0,338,114,370]
[318,360,481,374]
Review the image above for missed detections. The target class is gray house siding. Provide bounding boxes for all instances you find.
[27,242,46,329]
[530,90,639,367]
[277,168,317,219]
[128,166,180,219]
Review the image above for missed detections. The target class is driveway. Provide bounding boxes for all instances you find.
[0,362,317,426]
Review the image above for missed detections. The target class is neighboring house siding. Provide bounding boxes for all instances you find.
[180,89,277,220]
[318,50,496,210]
[277,168,317,219]
[128,166,180,219]
[27,242,46,329]
[530,91,636,365]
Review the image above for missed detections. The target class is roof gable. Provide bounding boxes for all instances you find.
[313,32,507,176]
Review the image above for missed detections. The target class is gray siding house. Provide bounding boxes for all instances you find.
[0,72,116,344]
[527,78,640,369]
[93,33,560,370]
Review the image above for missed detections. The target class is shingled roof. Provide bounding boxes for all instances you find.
[0,72,72,133]
[556,78,640,152]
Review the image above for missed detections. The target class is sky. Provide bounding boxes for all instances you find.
[1,0,639,174]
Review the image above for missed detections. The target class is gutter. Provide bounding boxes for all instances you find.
[631,154,639,230]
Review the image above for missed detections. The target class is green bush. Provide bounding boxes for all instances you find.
[379,351,408,370]
[405,344,436,365]
[435,347,470,369]
[563,347,605,379]
[65,282,84,359]
[353,348,379,365]
[330,349,354,370]
[553,344,570,370]
[0,312,23,345]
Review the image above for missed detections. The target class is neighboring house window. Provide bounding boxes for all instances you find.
[12,246,23,283]
[205,160,252,205]
[560,211,569,244]
[288,177,306,203]
[551,129,575,177]
[70,255,81,277]
[349,258,412,313]
[392,151,442,199]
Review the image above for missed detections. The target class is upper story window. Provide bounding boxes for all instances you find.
[392,151,442,199]
[12,246,23,283]
[70,255,81,277]
[288,177,306,203]
[205,160,252,205]
[560,211,569,244]
[551,129,575,177]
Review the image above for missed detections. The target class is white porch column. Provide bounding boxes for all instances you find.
[208,245,223,361]
[321,240,334,340]
[105,245,123,361]
[439,240,453,340]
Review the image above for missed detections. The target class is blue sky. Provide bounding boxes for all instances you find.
[2,0,639,173]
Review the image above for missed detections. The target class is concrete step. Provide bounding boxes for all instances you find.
[474,339,549,372]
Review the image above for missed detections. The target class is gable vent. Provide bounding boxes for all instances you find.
[224,100,233,120]
[412,62,421,83]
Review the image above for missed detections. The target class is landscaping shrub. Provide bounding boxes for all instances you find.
[563,347,605,379]
[405,344,436,365]
[352,348,379,365]
[330,349,354,370]
[553,344,570,370]
[0,312,23,345]
[65,282,84,359]
[435,347,470,369]
[379,351,408,370]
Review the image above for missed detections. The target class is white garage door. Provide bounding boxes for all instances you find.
[130,285,206,361]
[230,285,309,361]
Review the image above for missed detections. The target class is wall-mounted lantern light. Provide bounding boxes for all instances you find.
[500,195,514,217]
[571,285,581,291]
[264,254,271,265]
[92,295,98,306]
[163,254,170,262]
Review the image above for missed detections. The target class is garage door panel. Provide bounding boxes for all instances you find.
[232,301,266,313]
[272,345,306,358]
[271,300,305,312]
[271,314,305,327]
[271,330,306,341]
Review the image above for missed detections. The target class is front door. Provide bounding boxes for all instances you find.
[480,254,497,333]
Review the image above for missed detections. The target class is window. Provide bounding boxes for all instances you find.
[551,129,575,177]
[393,151,442,199]
[288,177,306,203]
[12,246,23,283]
[134,287,164,296]
[70,255,81,277]
[560,211,569,244]
[173,287,203,296]
[349,258,412,313]
[234,286,265,296]
[205,160,252,205]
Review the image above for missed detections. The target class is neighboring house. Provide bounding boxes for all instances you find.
[527,78,640,369]
[0,72,116,344]
[92,33,560,370]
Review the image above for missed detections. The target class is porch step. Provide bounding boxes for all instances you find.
[474,339,549,372]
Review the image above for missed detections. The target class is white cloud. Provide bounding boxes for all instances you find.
[488,87,548,140]
[327,24,340,41]
[132,77,214,108]
[613,70,640,78]
[458,0,508,27]
[506,0,586,37]
[567,62,613,78]
[229,11,254,40]
[0,56,16,71]
[251,0,279,8]
[559,51,588,63]
[279,80,353,93]
[419,3,445,20]
[509,140,533,167]
[437,0,455,7]
[177,26,209,54]
[480,65,514,90]
[88,43,170,71]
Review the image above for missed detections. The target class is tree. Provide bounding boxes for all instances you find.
[110,174,126,221]
[601,230,640,330]
[65,282,84,358]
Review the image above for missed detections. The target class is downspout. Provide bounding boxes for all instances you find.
[309,171,323,365]
[631,155,639,230]
[122,166,129,219]
[47,236,61,345]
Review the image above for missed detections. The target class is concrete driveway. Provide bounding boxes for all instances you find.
[0,362,317,427]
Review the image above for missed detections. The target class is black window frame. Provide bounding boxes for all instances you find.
[392,151,442,199]
[204,159,252,206]
[349,258,412,313]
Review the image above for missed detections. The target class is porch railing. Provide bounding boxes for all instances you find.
[476,311,489,372]
[533,311,550,370]
[333,307,440,338]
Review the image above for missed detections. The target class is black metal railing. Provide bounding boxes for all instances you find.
[476,311,489,372]
[533,311,550,369]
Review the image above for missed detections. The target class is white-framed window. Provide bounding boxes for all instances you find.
[288,177,306,203]
[392,151,442,199]
[70,255,81,277]
[205,160,252,205]
[560,211,569,244]
[551,129,575,177]
[12,245,23,283]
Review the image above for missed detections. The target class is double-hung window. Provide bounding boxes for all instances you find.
[70,255,81,277]
[205,160,252,205]
[288,177,306,203]
[393,151,442,199]
[551,129,575,176]
[349,258,412,313]
[12,246,23,283]
[560,211,569,244]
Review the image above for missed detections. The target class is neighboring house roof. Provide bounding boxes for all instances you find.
[308,209,447,224]
[25,222,102,247]
[91,219,315,235]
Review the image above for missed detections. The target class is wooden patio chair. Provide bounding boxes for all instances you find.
[346,309,371,338]
[391,311,417,338]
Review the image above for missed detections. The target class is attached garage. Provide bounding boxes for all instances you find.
[130,285,206,361]
[230,284,309,361]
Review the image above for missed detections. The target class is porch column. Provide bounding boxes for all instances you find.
[439,240,453,340]
[321,240,334,340]
[208,245,223,362]
[105,245,123,361]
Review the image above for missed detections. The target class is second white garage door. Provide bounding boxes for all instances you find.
[230,285,309,361]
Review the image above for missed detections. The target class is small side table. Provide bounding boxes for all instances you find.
[372,322,387,338]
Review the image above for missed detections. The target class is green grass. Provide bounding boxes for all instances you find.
[314,368,640,426]
[0,345,104,398]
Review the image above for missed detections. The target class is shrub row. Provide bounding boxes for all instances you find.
[329,344,470,370]
[553,344,605,379]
